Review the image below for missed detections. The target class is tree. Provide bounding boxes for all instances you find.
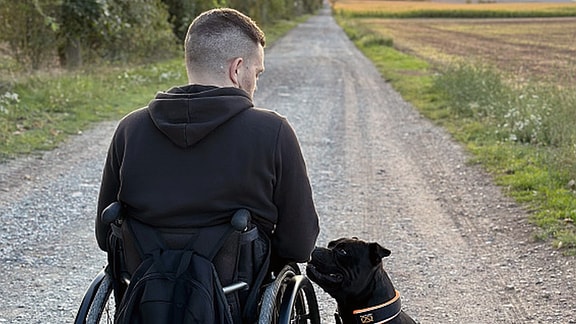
[95,0,178,62]
[161,0,228,43]
[58,0,102,69]
[0,0,60,70]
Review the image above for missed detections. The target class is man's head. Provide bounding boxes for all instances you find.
[185,8,265,98]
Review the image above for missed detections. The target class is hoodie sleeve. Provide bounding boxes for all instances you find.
[95,129,123,251]
[272,119,320,263]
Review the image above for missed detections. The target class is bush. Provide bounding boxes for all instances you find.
[0,0,60,70]
[58,0,103,68]
[94,0,178,63]
[0,0,179,71]
[161,0,228,42]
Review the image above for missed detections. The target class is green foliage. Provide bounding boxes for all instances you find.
[0,0,61,70]
[337,18,393,48]
[58,0,103,68]
[227,0,323,25]
[432,64,506,119]
[0,0,321,70]
[0,0,179,70]
[148,0,325,45]
[160,0,228,42]
[89,0,178,63]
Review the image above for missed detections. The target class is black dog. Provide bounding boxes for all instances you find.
[306,238,416,324]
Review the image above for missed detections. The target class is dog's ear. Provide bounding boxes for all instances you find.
[328,238,346,249]
[369,242,391,266]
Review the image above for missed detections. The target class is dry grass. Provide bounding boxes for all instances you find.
[333,0,576,15]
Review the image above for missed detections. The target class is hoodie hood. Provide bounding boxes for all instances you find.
[148,85,253,148]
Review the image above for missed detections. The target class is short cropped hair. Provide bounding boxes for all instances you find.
[185,8,265,76]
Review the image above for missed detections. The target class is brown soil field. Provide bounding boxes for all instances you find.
[335,1,576,13]
[364,17,576,82]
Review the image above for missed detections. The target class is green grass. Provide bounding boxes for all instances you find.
[0,60,187,159]
[0,15,310,161]
[335,15,576,254]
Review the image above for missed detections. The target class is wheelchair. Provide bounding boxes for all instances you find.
[75,205,320,324]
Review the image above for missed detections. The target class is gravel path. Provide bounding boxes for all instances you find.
[0,4,574,323]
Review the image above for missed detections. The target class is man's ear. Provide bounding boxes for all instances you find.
[228,57,243,86]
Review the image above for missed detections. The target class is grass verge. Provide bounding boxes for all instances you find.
[335,15,576,254]
[0,16,309,161]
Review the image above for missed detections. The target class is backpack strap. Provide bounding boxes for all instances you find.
[124,218,169,258]
[125,211,246,262]
[188,224,237,261]
[242,233,271,322]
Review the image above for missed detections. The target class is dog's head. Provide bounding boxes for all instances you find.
[306,237,391,301]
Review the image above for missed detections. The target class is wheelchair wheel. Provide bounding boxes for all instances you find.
[74,268,117,324]
[258,265,320,324]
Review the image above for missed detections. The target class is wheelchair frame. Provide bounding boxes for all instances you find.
[76,205,320,323]
[74,263,320,324]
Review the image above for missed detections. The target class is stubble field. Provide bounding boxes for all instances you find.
[333,0,576,83]
[334,0,576,14]
[364,17,576,82]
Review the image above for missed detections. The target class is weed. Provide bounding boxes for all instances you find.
[0,91,20,114]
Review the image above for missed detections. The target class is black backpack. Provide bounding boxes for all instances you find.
[114,218,237,324]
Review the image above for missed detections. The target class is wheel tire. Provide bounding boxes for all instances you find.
[258,265,297,324]
[277,275,321,324]
[75,269,116,324]
[258,265,320,324]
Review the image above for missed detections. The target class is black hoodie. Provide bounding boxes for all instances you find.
[96,85,319,265]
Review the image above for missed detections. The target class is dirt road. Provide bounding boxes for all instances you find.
[0,4,574,323]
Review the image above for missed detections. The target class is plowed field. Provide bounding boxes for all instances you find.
[364,17,576,82]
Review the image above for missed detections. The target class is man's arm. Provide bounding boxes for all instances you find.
[95,135,122,251]
[272,119,320,263]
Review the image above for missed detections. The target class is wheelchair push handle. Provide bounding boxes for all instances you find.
[101,201,123,225]
[102,202,250,231]
[231,209,250,232]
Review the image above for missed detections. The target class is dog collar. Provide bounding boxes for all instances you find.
[351,290,402,324]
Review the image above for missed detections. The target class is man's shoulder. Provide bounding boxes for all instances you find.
[246,107,287,123]
[117,107,150,127]
[122,106,149,120]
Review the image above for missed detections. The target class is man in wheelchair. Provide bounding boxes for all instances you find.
[93,8,319,323]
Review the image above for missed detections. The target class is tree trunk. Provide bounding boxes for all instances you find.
[59,37,82,69]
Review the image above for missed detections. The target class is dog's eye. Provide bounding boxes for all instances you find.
[336,248,347,256]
